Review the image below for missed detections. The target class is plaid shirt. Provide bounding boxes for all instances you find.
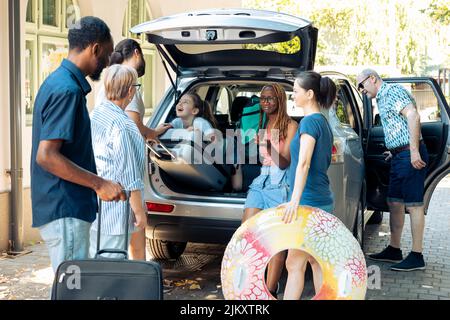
[376,82,421,150]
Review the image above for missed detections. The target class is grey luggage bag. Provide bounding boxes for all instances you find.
[51,198,163,300]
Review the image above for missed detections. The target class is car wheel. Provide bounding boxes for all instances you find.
[147,239,187,260]
[353,188,365,250]
[367,211,383,225]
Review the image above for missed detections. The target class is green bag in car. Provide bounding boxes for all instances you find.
[238,95,266,144]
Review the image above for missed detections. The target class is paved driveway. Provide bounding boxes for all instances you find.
[1,175,449,300]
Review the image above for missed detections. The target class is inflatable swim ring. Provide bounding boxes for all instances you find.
[221,206,367,300]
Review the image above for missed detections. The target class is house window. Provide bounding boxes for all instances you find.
[25,38,37,119]
[25,0,80,126]
[65,0,81,30]
[42,0,58,27]
[39,37,69,84]
[122,0,156,117]
[26,0,36,23]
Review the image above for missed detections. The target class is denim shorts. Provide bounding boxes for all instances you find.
[39,218,91,272]
[387,143,429,207]
[244,166,289,210]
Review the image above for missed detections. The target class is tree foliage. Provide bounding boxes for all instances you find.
[242,0,450,76]
[423,0,450,25]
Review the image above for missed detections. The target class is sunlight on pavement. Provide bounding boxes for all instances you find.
[19,267,53,286]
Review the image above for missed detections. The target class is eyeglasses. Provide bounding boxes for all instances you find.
[260,96,277,103]
[357,76,371,92]
[132,84,142,91]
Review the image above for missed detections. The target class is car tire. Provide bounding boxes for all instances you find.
[367,211,383,225]
[353,185,365,250]
[147,239,187,260]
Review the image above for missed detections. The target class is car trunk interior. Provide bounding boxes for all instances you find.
[148,79,296,198]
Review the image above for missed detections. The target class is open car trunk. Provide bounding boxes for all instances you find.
[133,9,319,198]
[131,8,318,72]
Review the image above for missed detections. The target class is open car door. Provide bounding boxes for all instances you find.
[364,77,450,213]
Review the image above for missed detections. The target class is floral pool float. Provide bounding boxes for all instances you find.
[221,206,367,300]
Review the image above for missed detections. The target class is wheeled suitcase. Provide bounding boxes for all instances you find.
[51,197,163,300]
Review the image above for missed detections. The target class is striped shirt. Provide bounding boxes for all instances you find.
[90,100,145,235]
[376,82,422,150]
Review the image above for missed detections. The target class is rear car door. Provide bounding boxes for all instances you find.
[364,78,450,213]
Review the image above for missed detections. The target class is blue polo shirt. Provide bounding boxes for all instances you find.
[31,59,98,228]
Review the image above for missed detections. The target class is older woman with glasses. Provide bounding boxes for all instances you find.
[96,39,170,260]
[89,64,148,259]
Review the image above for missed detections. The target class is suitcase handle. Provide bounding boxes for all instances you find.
[96,249,128,259]
[95,191,131,259]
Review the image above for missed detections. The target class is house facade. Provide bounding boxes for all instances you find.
[0,0,241,252]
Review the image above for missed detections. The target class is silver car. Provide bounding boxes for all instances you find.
[131,9,450,259]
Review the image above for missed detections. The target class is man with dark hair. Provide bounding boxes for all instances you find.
[68,16,113,81]
[31,16,125,272]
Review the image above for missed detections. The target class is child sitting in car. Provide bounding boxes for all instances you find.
[159,91,219,139]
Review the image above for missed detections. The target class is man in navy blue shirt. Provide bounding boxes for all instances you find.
[31,16,126,272]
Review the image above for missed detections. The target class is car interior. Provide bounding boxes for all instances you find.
[150,80,296,197]
[150,79,360,198]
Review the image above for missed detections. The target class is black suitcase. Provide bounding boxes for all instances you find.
[51,197,164,300]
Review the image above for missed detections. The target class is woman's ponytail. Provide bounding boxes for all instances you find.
[318,77,337,110]
[110,51,124,65]
[109,39,143,66]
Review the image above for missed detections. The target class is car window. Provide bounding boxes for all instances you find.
[286,90,304,118]
[216,88,230,115]
[372,81,442,125]
[181,83,296,124]
[351,85,364,121]
[334,82,357,130]
[335,90,351,126]
[402,82,441,123]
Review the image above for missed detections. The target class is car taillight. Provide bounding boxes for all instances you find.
[331,139,344,163]
[332,145,338,155]
[146,202,174,213]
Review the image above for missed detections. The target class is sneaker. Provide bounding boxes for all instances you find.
[391,252,426,272]
[367,245,403,263]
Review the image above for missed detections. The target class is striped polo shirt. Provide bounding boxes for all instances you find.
[90,100,146,235]
[376,82,422,150]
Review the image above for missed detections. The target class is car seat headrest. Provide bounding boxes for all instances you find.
[230,96,251,123]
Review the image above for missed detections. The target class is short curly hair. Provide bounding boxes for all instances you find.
[68,16,112,51]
